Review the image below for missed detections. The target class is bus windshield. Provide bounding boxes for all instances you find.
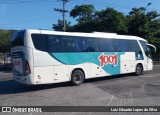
[146,46,152,59]
[140,41,152,59]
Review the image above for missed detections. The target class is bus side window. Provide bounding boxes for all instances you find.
[32,34,47,52]
[95,38,106,52]
[113,39,119,52]
[48,35,61,52]
[81,38,88,52]
[81,38,97,52]
[114,39,128,52]
[105,39,114,52]
[86,38,98,52]
[134,40,143,59]
[75,37,83,52]
[127,40,143,59]
[60,36,82,52]
[127,40,134,52]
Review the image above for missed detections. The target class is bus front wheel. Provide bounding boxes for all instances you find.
[71,70,85,86]
[135,64,143,76]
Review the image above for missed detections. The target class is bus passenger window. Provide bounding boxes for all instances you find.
[96,39,106,52]
[128,40,143,60]
[32,34,47,52]
[105,39,114,52]
[60,36,79,52]
[48,36,61,52]
[86,38,97,52]
[75,37,83,52]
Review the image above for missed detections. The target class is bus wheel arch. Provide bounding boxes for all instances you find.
[71,68,85,86]
[135,63,143,76]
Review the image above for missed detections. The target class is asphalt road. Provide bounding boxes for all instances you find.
[0,65,160,114]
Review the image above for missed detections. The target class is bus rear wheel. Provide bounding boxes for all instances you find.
[135,64,143,76]
[71,70,85,86]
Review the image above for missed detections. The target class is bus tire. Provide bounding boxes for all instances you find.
[135,64,143,76]
[71,70,85,86]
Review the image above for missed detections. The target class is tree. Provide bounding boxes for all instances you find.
[70,5,95,23]
[127,7,160,60]
[69,20,98,32]
[0,30,14,65]
[95,8,127,34]
[146,11,160,38]
[70,7,127,34]
[52,19,71,31]
[53,5,160,60]
[127,7,160,39]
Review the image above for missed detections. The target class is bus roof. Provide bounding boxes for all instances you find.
[25,29,147,42]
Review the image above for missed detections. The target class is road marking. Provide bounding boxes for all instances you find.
[107,95,114,106]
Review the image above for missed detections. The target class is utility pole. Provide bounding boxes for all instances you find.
[54,0,68,31]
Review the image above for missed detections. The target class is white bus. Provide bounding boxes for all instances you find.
[11,30,156,85]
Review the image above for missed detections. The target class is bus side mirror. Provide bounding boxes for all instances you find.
[147,44,156,52]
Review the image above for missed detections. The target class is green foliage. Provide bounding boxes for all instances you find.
[68,20,98,32]
[70,5,95,23]
[95,8,127,34]
[127,7,160,39]
[126,7,160,59]
[52,19,71,31]
[69,7,127,34]
[0,30,15,53]
[52,5,160,59]
[0,30,15,65]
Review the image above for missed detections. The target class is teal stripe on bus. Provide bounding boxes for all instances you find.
[49,52,125,75]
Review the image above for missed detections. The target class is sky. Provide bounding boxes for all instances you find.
[0,0,159,30]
